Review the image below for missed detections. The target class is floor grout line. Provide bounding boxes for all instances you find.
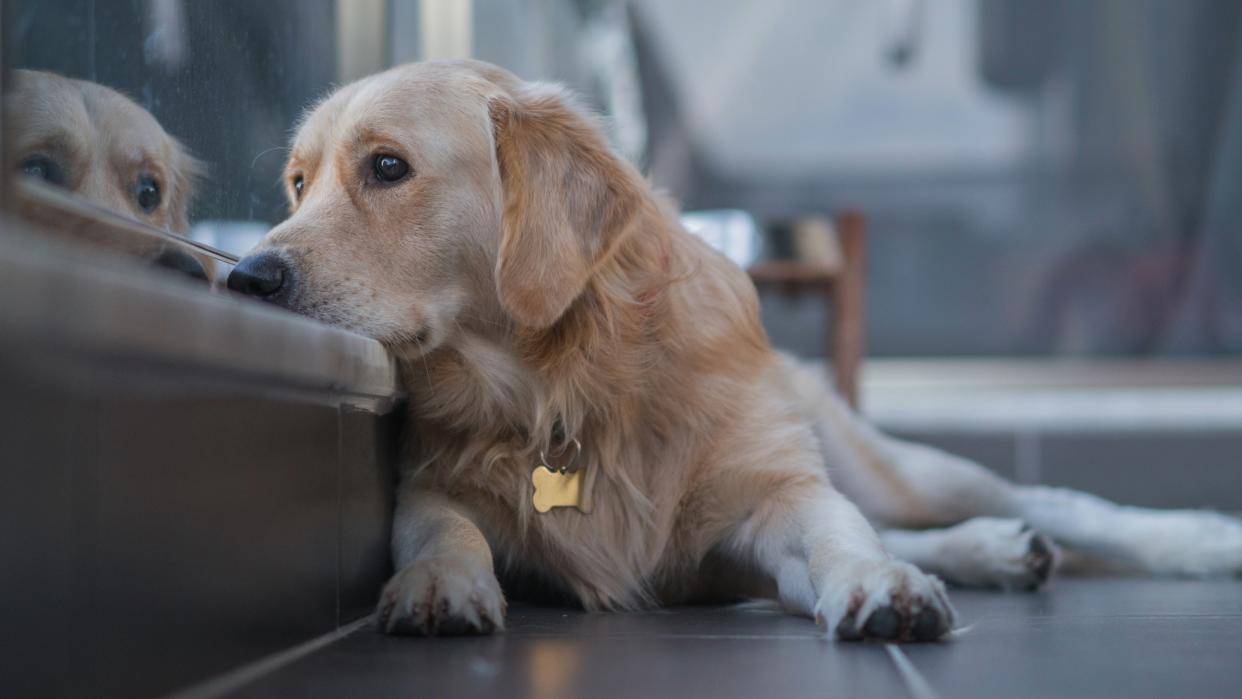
[886,645,942,699]
[161,615,374,699]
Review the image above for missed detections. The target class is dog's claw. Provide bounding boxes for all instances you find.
[378,557,506,637]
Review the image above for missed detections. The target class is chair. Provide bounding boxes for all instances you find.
[747,211,867,408]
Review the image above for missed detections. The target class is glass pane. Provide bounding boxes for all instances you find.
[4,0,336,267]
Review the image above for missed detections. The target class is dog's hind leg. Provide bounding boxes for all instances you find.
[859,431,1242,577]
[1008,486,1242,577]
[879,518,1058,591]
[780,355,1242,578]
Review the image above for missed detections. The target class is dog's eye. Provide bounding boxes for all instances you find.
[292,175,304,199]
[373,154,410,183]
[135,174,161,213]
[20,156,64,186]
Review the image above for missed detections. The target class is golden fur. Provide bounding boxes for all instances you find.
[273,61,812,603]
[234,58,958,640]
[242,60,956,641]
[236,59,1242,637]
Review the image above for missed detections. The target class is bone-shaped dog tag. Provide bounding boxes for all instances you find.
[531,465,591,513]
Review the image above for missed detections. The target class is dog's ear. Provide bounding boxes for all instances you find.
[489,86,643,329]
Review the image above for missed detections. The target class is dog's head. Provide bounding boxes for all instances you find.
[228,60,646,352]
[6,70,202,235]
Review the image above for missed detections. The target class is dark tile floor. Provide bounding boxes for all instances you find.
[224,579,1242,699]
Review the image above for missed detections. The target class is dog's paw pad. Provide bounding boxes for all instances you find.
[377,557,506,636]
[818,559,956,643]
[861,606,901,639]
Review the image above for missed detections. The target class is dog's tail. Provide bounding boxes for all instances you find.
[775,353,1013,529]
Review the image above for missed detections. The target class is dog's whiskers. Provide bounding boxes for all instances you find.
[250,145,291,170]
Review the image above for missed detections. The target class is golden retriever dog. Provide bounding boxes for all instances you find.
[5,69,209,280]
[228,60,1242,642]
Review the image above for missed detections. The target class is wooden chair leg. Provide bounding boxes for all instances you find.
[829,210,866,409]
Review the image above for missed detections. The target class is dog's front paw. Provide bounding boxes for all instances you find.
[815,558,955,642]
[377,557,506,636]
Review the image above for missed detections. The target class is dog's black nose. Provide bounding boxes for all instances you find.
[228,251,289,299]
[153,247,208,282]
